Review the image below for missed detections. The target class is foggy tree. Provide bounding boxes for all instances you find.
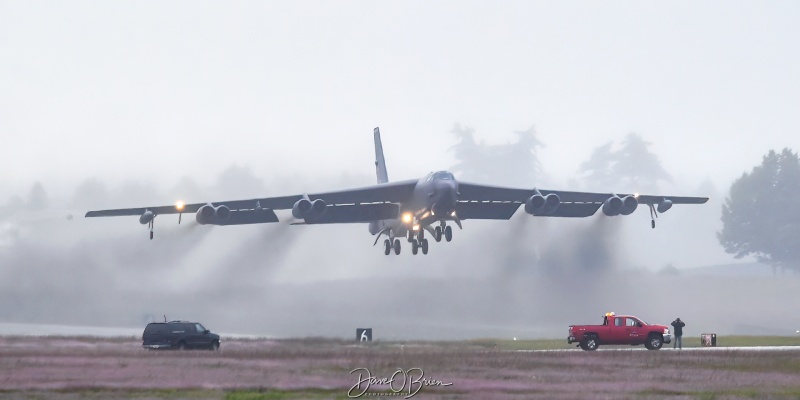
[579,133,671,192]
[718,148,800,273]
[450,124,544,186]
[212,164,266,198]
[450,124,484,181]
[70,178,109,208]
[614,133,671,191]
[579,142,616,189]
[26,182,49,210]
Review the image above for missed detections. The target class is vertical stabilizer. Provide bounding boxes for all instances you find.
[374,127,389,184]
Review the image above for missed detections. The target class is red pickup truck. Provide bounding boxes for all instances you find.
[568,313,672,351]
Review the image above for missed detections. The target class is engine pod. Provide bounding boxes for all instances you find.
[196,204,216,225]
[139,210,155,224]
[602,196,623,216]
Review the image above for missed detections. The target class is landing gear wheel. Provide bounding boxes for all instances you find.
[411,240,419,255]
[444,226,453,242]
[434,226,442,242]
[384,239,391,255]
[421,239,429,255]
[150,231,154,240]
[645,335,663,350]
[393,239,401,255]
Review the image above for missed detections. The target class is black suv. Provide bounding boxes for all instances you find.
[142,321,220,350]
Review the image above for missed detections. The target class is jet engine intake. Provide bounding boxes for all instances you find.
[214,205,231,221]
[524,193,560,216]
[196,204,216,225]
[619,195,638,215]
[139,210,155,225]
[602,195,623,216]
[292,198,327,221]
[292,199,312,219]
[195,204,233,225]
[657,199,673,213]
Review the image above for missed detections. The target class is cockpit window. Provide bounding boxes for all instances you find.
[433,171,454,180]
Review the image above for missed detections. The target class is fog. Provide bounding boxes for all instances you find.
[2,1,800,339]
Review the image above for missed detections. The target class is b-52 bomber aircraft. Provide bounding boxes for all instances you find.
[86,128,708,255]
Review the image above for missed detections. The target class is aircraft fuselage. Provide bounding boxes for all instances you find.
[369,171,458,239]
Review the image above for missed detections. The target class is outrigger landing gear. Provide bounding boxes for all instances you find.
[648,204,658,229]
[148,220,154,240]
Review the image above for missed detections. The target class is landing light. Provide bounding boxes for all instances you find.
[451,211,456,217]
[175,201,185,211]
[402,212,412,224]
[633,193,639,199]
[412,225,420,231]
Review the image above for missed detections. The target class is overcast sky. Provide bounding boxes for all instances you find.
[2,0,799,196]
[2,1,800,337]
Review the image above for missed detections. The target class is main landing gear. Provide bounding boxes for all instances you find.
[383,238,401,255]
[381,222,454,255]
[433,223,453,243]
[410,235,429,255]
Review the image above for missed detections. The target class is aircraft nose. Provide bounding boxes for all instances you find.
[432,180,457,216]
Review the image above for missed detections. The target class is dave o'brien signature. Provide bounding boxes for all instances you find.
[348,367,453,398]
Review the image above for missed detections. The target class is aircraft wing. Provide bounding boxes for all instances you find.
[85,179,418,224]
[456,182,708,219]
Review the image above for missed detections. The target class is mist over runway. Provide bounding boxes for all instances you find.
[2,1,800,343]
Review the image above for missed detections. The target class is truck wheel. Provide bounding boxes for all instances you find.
[645,335,663,350]
[581,337,599,351]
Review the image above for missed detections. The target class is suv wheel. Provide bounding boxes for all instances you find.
[209,341,219,351]
[645,335,663,350]
[177,341,187,350]
[581,336,599,351]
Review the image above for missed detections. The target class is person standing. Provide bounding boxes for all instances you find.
[671,318,685,349]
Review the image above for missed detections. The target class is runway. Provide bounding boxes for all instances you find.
[520,345,800,352]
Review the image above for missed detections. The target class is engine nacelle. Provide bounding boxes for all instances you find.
[196,204,216,225]
[602,195,623,216]
[619,195,639,216]
[292,199,312,219]
[305,199,327,221]
[292,198,327,221]
[657,199,673,213]
[196,204,232,225]
[215,205,231,221]
[139,210,155,224]
[524,193,560,216]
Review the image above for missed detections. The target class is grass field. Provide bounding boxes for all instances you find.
[1,335,799,399]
